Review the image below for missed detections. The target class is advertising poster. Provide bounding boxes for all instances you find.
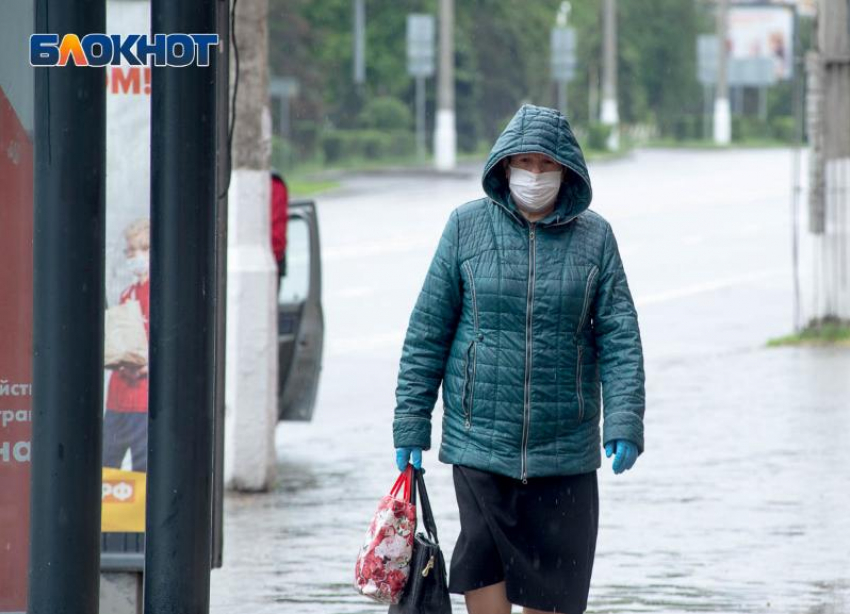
[0,1,34,610]
[729,5,796,80]
[101,0,152,535]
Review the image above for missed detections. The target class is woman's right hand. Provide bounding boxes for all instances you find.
[395,447,422,472]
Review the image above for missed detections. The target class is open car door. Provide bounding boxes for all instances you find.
[278,199,324,421]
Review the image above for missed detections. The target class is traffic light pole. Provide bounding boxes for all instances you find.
[144,0,218,611]
[28,1,107,612]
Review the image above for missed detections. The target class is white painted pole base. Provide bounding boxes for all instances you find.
[434,109,457,171]
[600,97,620,151]
[713,97,731,145]
[224,169,278,492]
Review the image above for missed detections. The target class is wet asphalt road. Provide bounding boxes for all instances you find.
[210,148,850,614]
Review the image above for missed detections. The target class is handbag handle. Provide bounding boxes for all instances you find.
[411,468,440,544]
[389,465,414,502]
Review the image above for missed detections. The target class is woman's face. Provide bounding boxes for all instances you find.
[506,152,561,176]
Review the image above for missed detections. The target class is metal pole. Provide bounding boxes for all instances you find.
[714,0,731,144]
[144,0,218,611]
[416,75,426,159]
[353,0,366,86]
[434,0,456,170]
[558,80,567,114]
[29,0,106,612]
[600,0,619,150]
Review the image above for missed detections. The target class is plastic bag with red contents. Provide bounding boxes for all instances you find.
[354,465,417,604]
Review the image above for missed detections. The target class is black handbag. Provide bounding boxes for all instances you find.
[388,468,452,614]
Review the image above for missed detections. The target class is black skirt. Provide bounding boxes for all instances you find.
[448,464,599,613]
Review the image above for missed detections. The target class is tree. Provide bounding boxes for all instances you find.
[267,0,717,159]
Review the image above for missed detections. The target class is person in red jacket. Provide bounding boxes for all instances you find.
[271,171,288,286]
[103,218,151,472]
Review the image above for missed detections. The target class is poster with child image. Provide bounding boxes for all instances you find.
[101,0,152,534]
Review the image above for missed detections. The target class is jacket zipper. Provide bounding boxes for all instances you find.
[463,260,479,332]
[521,223,537,484]
[462,260,479,430]
[574,268,596,425]
[576,345,585,423]
[576,266,599,339]
[462,340,477,429]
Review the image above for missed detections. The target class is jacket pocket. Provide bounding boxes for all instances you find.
[461,339,477,429]
[575,265,599,339]
[576,345,585,423]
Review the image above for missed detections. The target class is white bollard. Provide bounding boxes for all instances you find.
[600,97,620,151]
[434,108,457,171]
[713,97,731,145]
[224,169,278,491]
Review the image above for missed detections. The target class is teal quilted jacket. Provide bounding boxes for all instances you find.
[393,104,645,480]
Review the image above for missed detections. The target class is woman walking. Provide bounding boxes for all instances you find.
[393,104,646,614]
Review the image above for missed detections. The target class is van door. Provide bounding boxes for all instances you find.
[277,199,324,421]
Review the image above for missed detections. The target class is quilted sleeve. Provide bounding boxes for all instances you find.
[593,222,646,454]
[393,211,463,451]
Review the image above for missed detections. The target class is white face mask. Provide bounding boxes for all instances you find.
[127,253,149,278]
[508,166,562,214]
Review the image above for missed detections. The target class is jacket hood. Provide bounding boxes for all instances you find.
[482,104,593,226]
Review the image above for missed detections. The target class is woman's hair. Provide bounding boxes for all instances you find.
[124,218,150,249]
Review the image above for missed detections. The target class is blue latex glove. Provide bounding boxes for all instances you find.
[605,440,639,475]
[395,447,422,472]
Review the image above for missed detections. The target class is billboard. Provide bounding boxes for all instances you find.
[0,0,34,610]
[101,0,152,536]
[736,0,816,17]
[729,5,796,80]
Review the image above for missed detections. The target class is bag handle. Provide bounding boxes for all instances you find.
[389,465,414,502]
[412,468,439,544]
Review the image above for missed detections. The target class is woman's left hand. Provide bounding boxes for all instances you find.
[605,440,639,475]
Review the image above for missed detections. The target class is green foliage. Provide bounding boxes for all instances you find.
[616,0,706,134]
[732,115,797,144]
[357,96,413,130]
[770,116,797,143]
[268,0,808,165]
[271,136,296,173]
[585,123,611,151]
[321,129,416,163]
[768,317,850,347]
[670,115,703,142]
